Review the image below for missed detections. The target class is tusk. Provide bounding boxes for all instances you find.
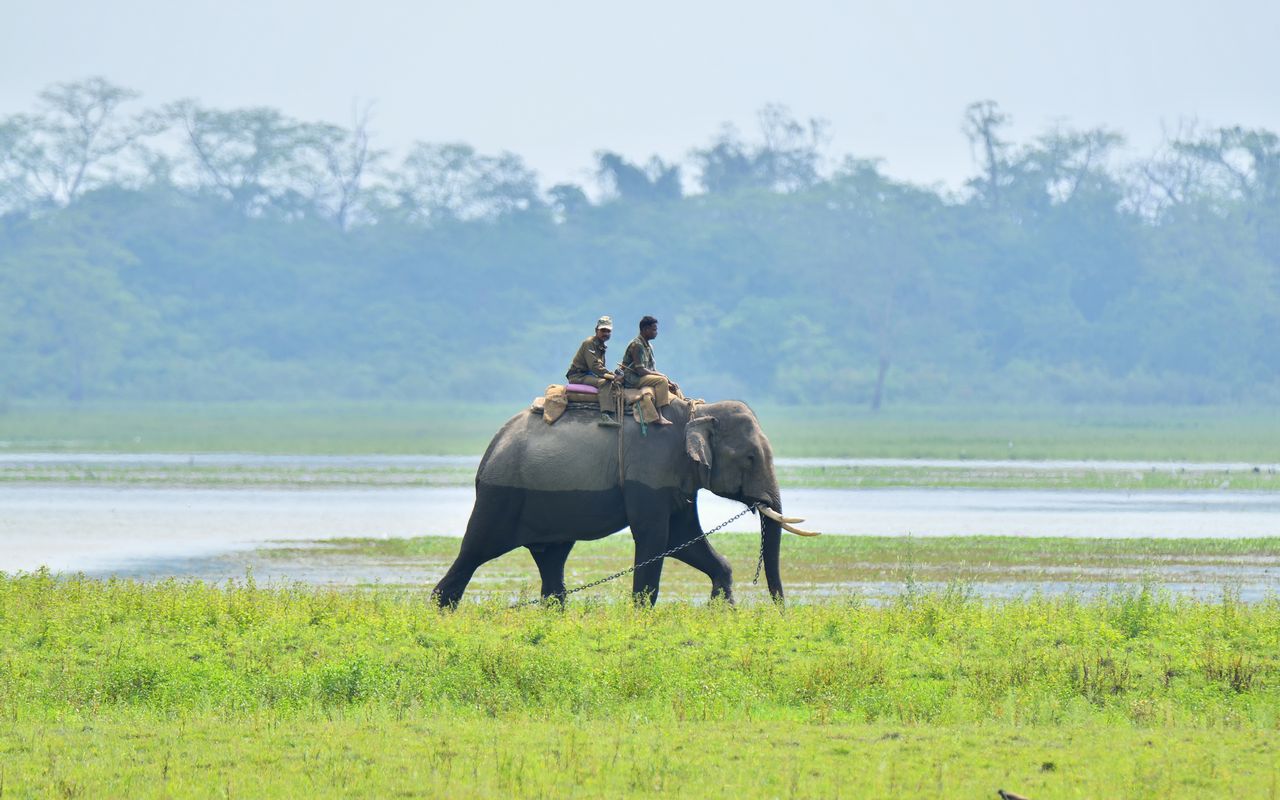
[758,506,821,535]
[780,521,822,537]
[758,506,806,525]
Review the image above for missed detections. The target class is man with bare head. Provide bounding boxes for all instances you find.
[619,315,682,426]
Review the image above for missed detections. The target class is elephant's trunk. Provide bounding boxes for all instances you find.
[761,488,784,602]
[761,513,784,602]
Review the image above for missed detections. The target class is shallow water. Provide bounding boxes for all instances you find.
[2,452,1276,471]
[3,483,1280,578]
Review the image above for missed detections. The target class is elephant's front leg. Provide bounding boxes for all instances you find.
[625,486,672,605]
[667,500,733,602]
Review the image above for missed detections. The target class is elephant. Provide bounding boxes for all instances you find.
[431,397,816,607]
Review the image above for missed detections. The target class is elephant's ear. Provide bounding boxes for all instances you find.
[685,416,714,487]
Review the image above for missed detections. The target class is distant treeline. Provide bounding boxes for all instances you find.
[2,79,1278,406]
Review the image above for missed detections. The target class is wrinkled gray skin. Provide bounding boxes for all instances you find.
[432,399,785,606]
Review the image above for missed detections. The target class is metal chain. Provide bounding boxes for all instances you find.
[510,502,760,608]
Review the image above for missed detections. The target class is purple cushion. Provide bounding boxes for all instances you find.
[566,383,599,394]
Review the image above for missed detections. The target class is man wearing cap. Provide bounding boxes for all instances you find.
[566,316,622,427]
[619,315,681,426]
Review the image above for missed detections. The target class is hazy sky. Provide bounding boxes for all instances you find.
[4,0,1278,191]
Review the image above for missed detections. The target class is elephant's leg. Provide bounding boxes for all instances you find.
[671,538,734,603]
[432,557,481,608]
[528,541,575,602]
[668,502,734,602]
[625,488,672,605]
[432,484,523,608]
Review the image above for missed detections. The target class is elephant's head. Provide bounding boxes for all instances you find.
[684,400,818,602]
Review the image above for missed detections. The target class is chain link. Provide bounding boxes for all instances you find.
[510,503,760,608]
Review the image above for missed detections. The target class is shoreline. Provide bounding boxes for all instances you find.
[2,453,1279,490]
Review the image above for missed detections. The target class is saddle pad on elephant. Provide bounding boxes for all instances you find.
[567,386,651,405]
[535,384,655,424]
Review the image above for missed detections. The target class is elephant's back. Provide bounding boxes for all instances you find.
[477,409,619,492]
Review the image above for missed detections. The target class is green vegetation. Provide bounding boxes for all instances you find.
[3,715,1275,798]
[755,405,1280,462]
[0,573,1277,796]
[3,81,1280,408]
[6,460,1278,491]
[253,533,1280,600]
[0,402,512,455]
[5,402,1280,464]
[299,531,1280,570]
[772,464,1280,491]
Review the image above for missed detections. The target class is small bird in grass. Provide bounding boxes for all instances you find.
[998,790,1031,800]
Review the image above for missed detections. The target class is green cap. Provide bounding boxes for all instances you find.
[595,315,613,331]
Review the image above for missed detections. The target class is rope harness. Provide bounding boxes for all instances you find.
[510,502,762,608]
[615,388,626,486]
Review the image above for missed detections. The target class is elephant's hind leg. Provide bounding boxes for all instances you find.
[672,538,734,603]
[432,484,523,608]
[432,551,490,608]
[528,541,575,603]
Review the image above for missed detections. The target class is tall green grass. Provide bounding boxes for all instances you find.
[2,572,1276,725]
[2,574,1277,797]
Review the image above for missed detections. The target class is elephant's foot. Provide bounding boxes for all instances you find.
[539,589,568,609]
[430,587,463,609]
[631,588,659,607]
[431,569,476,609]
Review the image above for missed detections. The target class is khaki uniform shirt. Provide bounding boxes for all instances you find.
[619,336,657,388]
[566,336,614,383]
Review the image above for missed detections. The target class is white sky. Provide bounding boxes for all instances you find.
[4,0,1278,191]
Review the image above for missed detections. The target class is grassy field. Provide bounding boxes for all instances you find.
[4,715,1276,798]
[240,533,1280,603]
[4,401,1280,461]
[0,573,1277,797]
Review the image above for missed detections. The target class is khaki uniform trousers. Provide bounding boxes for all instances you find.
[631,374,682,423]
[574,375,616,412]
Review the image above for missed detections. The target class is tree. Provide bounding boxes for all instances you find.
[0,77,159,211]
[168,101,322,215]
[1128,122,1215,219]
[305,104,386,230]
[0,117,33,213]
[1174,126,1280,263]
[817,160,947,409]
[0,235,143,401]
[595,152,681,203]
[390,143,541,224]
[1176,127,1280,208]
[548,183,591,221]
[1027,127,1124,205]
[962,100,1013,211]
[693,104,828,194]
